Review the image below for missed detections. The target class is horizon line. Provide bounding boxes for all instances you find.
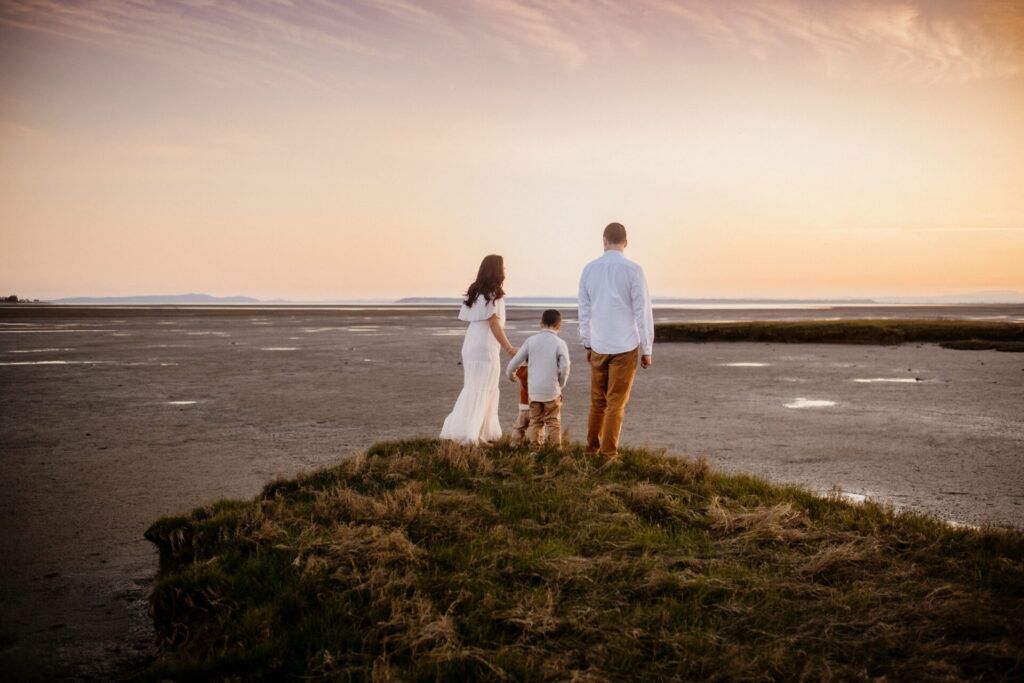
[13,289,1024,305]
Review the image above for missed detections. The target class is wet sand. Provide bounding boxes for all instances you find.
[1,304,1023,679]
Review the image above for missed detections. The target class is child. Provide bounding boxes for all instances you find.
[505,309,570,449]
[511,366,530,446]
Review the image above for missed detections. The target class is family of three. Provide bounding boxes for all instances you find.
[439,222,655,460]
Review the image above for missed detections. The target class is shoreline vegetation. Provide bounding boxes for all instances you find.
[655,319,1024,352]
[144,440,1023,681]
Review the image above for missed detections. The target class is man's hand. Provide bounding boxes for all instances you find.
[505,346,518,357]
[640,354,652,369]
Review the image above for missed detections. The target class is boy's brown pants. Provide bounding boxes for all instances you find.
[587,348,638,457]
[526,396,562,449]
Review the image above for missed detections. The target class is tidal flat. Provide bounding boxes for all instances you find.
[1,303,1022,679]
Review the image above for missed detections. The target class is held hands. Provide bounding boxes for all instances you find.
[505,345,518,357]
[640,354,652,369]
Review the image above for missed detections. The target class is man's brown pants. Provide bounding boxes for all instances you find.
[587,348,638,457]
[526,396,562,449]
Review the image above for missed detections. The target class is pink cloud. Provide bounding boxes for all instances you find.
[1,0,1021,82]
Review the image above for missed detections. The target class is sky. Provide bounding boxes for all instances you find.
[1,0,1023,300]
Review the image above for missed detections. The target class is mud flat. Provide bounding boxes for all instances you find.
[1,304,1022,679]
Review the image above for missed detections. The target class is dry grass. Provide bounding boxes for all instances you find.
[655,319,1024,349]
[143,439,1024,681]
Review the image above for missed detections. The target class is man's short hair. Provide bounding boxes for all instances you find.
[541,309,562,327]
[603,222,627,244]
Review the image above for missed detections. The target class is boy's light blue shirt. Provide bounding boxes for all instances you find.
[505,329,571,403]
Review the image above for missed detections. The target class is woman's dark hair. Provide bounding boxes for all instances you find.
[464,254,505,306]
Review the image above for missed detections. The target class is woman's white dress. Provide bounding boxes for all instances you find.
[439,295,505,444]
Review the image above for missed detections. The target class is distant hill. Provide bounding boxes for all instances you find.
[396,297,578,305]
[653,297,879,305]
[396,297,879,305]
[46,291,1023,306]
[54,293,261,304]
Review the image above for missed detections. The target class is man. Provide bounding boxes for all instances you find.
[577,222,654,459]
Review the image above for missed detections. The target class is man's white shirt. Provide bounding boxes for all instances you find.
[578,250,654,356]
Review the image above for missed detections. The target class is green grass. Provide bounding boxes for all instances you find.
[143,440,1024,681]
[655,319,1024,350]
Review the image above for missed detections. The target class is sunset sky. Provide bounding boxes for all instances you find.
[1,0,1023,300]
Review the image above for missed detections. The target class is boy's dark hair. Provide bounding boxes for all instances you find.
[541,309,562,327]
[603,222,627,244]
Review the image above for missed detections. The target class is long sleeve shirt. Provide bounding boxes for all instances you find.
[578,250,655,356]
[504,329,570,402]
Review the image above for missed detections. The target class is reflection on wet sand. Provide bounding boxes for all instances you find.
[853,378,919,383]
[0,360,111,366]
[785,398,837,408]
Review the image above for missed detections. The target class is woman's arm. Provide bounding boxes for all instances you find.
[505,343,528,382]
[488,314,516,356]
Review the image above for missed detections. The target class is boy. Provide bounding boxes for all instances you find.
[505,309,571,449]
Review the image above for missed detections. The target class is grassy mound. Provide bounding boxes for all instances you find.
[144,441,1024,681]
[655,319,1024,348]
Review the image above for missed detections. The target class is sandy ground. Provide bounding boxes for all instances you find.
[1,304,1022,679]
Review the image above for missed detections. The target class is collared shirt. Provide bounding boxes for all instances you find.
[578,250,654,355]
[505,329,570,402]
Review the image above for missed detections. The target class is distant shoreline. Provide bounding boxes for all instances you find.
[6,302,1024,310]
[7,291,1022,306]
[4,302,1024,325]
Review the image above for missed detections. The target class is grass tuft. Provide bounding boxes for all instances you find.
[143,440,1024,681]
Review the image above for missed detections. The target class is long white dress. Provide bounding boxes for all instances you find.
[439,294,505,444]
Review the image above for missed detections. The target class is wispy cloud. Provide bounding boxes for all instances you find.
[1,0,1021,83]
[0,0,385,87]
[661,0,1024,82]
[0,119,45,138]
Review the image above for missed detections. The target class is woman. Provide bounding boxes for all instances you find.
[440,254,517,444]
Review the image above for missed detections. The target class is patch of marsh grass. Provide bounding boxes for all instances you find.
[144,440,1024,681]
[655,318,1024,349]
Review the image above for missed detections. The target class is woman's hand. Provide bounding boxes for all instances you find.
[488,313,516,356]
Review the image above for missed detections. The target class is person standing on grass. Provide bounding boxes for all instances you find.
[440,254,517,445]
[577,222,654,460]
[505,309,571,450]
